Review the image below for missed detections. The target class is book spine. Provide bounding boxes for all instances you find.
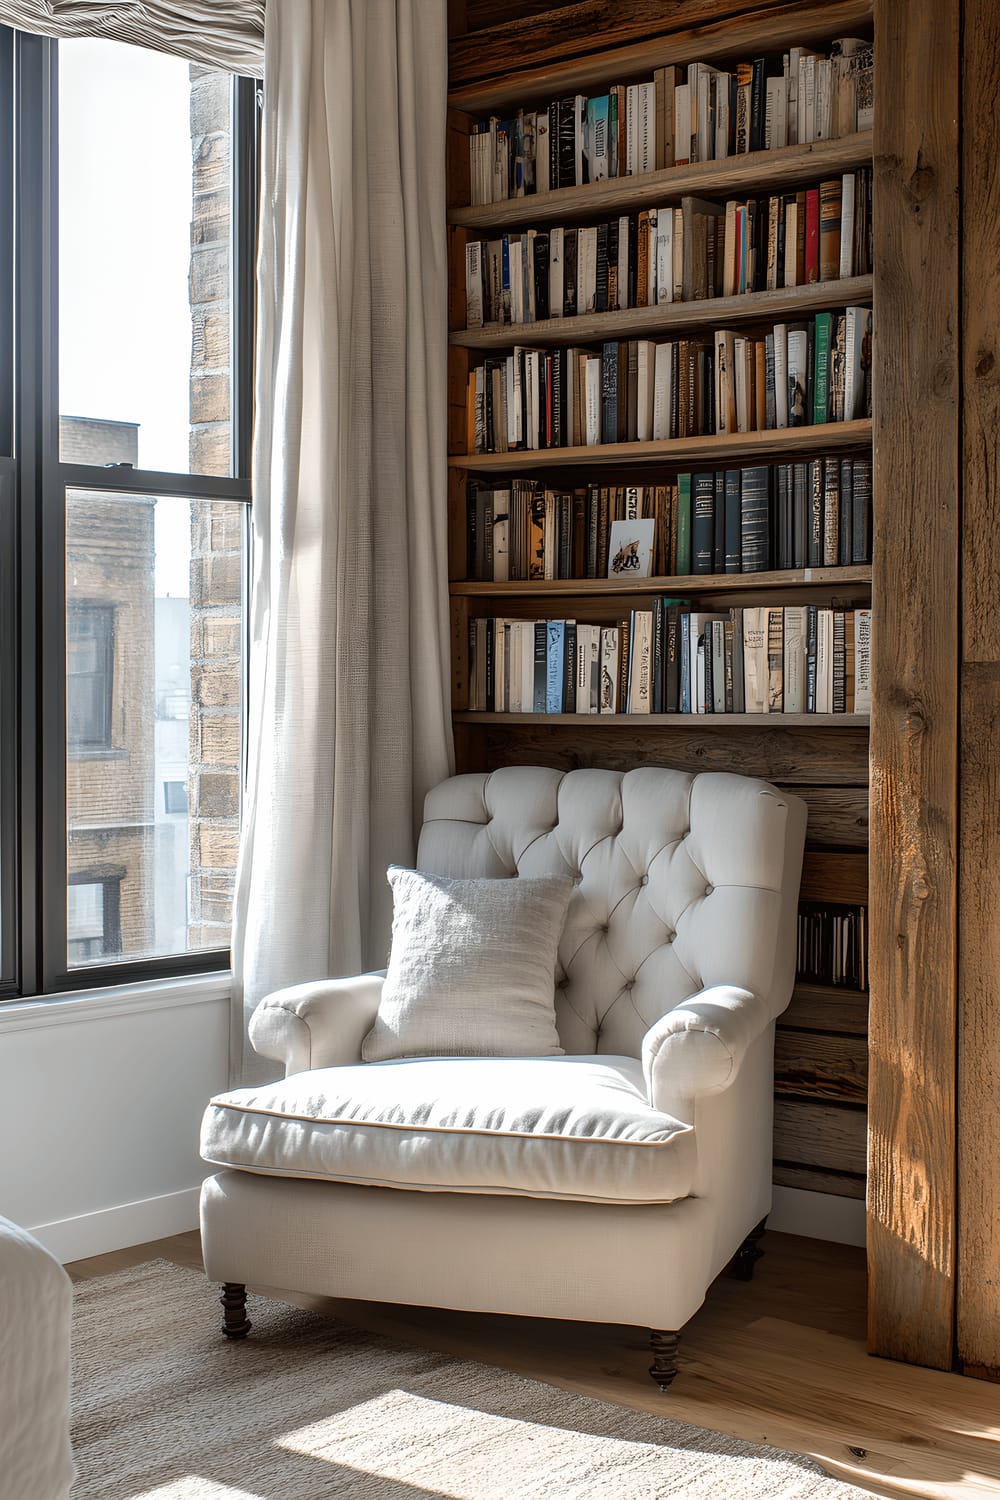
[854,607,872,712]
[692,471,715,573]
[819,178,842,281]
[545,620,565,712]
[852,455,873,563]
[823,456,840,565]
[766,606,784,712]
[805,604,818,712]
[562,620,577,712]
[724,468,742,572]
[601,340,619,445]
[839,456,853,566]
[676,473,692,573]
[740,465,770,572]
[804,187,820,283]
[813,311,832,424]
[832,609,846,712]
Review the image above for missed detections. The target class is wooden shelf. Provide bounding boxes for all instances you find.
[453,711,870,728]
[448,133,872,231]
[451,418,873,472]
[448,0,874,112]
[452,278,874,350]
[451,565,872,598]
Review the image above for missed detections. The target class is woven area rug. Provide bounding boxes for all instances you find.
[69,1261,871,1499]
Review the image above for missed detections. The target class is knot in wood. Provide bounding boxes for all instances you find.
[975,348,996,380]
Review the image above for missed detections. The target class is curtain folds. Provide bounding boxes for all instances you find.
[0,1,264,73]
[231,0,454,1082]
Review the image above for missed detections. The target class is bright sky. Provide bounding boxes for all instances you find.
[59,37,200,596]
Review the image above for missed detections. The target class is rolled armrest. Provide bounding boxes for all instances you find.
[641,986,772,1112]
[248,972,385,1075]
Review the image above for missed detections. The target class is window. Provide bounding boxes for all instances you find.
[1,29,258,997]
[67,603,115,751]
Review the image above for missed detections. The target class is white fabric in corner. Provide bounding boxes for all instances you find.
[362,867,573,1061]
[231,0,454,1083]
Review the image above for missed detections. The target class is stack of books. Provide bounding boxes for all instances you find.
[467,604,872,716]
[468,38,875,205]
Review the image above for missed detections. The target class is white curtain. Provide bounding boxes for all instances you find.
[231,0,454,1082]
[0,1,264,72]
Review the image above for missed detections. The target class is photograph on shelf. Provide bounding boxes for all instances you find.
[608,518,655,576]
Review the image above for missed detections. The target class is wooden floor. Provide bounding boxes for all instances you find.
[67,1229,999,1500]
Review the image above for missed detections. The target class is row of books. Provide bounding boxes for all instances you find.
[468,38,875,205]
[467,605,872,717]
[466,457,873,584]
[467,309,872,453]
[466,171,873,327]
[798,902,867,990]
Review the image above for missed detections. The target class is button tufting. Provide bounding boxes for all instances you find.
[624,979,635,991]
[705,883,714,896]
[556,978,568,989]
[640,874,649,886]
[666,931,676,943]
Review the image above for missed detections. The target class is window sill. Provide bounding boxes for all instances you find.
[0,970,231,1032]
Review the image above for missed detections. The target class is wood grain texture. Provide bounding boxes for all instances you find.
[69,1230,1000,1500]
[451,567,872,599]
[449,139,874,230]
[783,983,869,1036]
[456,711,868,729]
[772,1163,866,1200]
[774,1028,868,1104]
[774,1099,868,1175]
[866,0,960,1370]
[799,851,868,905]
[477,721,872,783]
[452,418,873,472]
[449,0,873,109]
[787,785,869,849]
[957,0,1000,1384]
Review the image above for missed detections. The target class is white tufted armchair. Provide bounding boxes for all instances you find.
[200,765,806,1388]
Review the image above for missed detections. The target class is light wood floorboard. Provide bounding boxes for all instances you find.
[67,1230,1000,1500]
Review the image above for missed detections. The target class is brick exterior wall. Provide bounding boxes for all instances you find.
[187,66,241,952]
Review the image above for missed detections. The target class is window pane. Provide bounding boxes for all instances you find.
[58,40,233,476]
[65,483,244,968]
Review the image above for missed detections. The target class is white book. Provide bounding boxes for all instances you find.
[511,354,523,447]
[696,64,715,163]
[625,83,639,174]
[711,618,726,713]
[672,206,684,302]
[618,214,631,308]
[843,305,868,421]
[577,225,598,314]
[652,342,674,441]
[629,611,653,714]
[636,341,655,442]
[854,608,872,713]
[786,325,810,425]
[814,58,833,140]
[494,617,508,709]
[783,606,808,713]
[637,80,656,173]
[714,328,736,434]
[584,356,602,446]
[742,607,769,714]
[575,624,594,713]
[465,240,483,328]
[521,621,536,714]
[773,323,789,428]
[801,54,816,143]
[535,111,550,194]
[733,335,750,432]
[765,76,787,149]
[839,173,856,278]
[645,207,658,305]
[509,236,524,324]
[673,82,690,164]
[714,72,730,160]
[599,627,619,712]
[506,621,520,713]
[548,226,564,320]
[816,608,835,713]
[574,93,587,186]
[655,208,674,305]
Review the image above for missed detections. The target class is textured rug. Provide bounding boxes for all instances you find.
[69,1261,871,1499]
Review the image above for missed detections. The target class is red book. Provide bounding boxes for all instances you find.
[804,188,820,284]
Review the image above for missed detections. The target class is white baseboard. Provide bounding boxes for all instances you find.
[769,1185,866,1247]
[30,1186,202,1266]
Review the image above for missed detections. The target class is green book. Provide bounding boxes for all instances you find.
[676,472,692,574]
[812,311,832,425]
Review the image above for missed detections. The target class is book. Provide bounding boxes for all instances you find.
[854,607,872,712]
[628,610,653,712]
[819,178,842,280]
[783,605,808,713]
[742,606,768,713]
[813,310,833,424]
[692,471,716,573]
[740,465,770,571]
[608,517,655,577]
[766,606,784,711]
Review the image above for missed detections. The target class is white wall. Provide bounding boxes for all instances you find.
[0,975,230,1263]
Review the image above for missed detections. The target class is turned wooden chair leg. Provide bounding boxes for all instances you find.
[648,1329,680,1390]
[731,1216,768,1281]
[220,1282,251,1339]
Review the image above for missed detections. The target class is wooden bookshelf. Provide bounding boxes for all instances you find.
[452,276,874,350]
[449,131,873,230]
[451,419,872,472]
[447,1,875,1268]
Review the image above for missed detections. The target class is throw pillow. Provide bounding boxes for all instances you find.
[361,866,574,1062]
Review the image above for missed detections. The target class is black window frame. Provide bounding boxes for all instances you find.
[1,27,259,999]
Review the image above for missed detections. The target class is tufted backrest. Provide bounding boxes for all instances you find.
[416,766,807,1059]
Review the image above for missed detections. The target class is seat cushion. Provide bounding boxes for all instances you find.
[201,1056,696,1206]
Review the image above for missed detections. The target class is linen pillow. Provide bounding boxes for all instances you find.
[361,866,574,1063]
